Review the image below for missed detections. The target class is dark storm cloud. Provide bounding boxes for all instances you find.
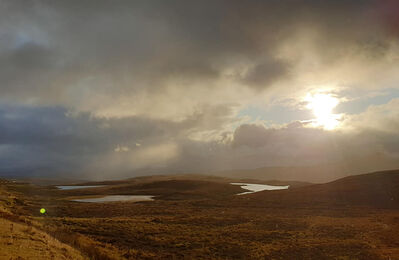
[0,103,237,177]
[241,59,289,89]
[0,105,184,152]
[0,0,392,105]
[232,124,274,148]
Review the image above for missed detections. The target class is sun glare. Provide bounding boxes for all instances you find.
[305,93,340,130]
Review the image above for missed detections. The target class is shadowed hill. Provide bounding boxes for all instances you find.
[244,169,399,209]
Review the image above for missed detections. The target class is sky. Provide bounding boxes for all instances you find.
[0,0,399,180]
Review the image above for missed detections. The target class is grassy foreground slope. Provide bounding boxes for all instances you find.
[0,217,87,260]
[0,180,88,260]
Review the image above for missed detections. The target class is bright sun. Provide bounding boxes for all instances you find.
[305,93,340,130]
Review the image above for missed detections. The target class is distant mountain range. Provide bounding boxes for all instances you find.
[211,158,399,183]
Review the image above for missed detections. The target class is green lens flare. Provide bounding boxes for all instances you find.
[40,208,46,214]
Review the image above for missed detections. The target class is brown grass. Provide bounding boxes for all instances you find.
[1,171,399,259]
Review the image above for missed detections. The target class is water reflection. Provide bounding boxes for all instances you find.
[71,195,154,203]
[231,183,289,195]
[56,185,104,190]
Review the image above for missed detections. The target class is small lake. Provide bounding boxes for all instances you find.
[56,185,105,190]
[71,195,155,203]
[231,183,289,195]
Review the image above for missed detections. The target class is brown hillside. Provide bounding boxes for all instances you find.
[244,170,399,209]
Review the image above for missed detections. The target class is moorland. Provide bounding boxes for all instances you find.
[1,170,398,259]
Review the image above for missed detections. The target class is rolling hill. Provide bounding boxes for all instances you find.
[244,169,399,209]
